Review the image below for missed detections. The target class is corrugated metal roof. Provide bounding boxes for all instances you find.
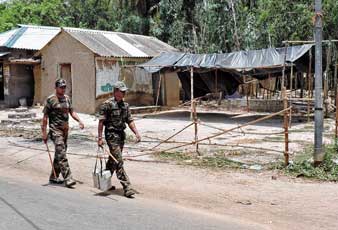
[63,27,177,58]
[0,24,177,57]
[0,29,17,45]
[0,25,60,50]
[0,52,10,57]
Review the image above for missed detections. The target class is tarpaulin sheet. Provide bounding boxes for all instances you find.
[141,52,185,73]
[139,44,313,73]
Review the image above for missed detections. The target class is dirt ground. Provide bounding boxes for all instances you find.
[0,106,338,230]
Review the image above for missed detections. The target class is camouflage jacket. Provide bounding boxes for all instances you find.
[43,94,73,134]
[98,97,133,131]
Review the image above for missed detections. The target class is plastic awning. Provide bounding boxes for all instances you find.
[139,44,313,73]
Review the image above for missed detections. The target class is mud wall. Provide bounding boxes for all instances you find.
[39,31,96,114]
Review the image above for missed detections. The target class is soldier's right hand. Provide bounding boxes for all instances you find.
[98,138,103,146]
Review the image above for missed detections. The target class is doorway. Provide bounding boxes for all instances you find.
[60,64,72,99]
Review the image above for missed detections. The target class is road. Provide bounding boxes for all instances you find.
[0,177,263,230]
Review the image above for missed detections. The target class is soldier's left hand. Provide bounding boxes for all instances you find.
[79,121,84,129]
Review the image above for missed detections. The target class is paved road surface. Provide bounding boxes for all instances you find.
[0,177,263,230]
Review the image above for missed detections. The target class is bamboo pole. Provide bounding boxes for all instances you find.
[244,76,250,112]
[215,69,218,94]
[155,71,163,106]
[300,73,304,98]
[282,87,289,166]
[290,64,293,98]
[192,100,200,155]
[336,85,338,141]
[282,40,338,44]
[307,49,312,122]
[190,67,194,119]
[198,121,285,135]
[151,122,195,150]
[334,63,338,112]
[281,43,288,92]
[268,74,272,99]
[333,43,338,109]
[295,73,298,98]
[281,42,289,166]
[324,42,332,118]
[324,71,328,118]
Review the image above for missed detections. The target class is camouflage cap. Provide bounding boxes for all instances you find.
[55,78,66,88]
[114,81,128,91]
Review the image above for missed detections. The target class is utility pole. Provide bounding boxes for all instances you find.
[314,0,324,165]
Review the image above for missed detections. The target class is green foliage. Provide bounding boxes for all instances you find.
[284,142,338,181]
[1,0,338,52]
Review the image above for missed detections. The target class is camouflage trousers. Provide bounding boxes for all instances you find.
[105,130,131,191]
[49,131,72,181]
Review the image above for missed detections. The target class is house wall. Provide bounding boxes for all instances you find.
[218,99,284,112]
[122,65,154,105]
[39,32,96,114]
[94,57,154,111]
[162,71,180,107]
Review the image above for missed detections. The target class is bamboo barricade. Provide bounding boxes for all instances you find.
[142,137,287,154]
[198,121,285,136]
[156,107,292,163]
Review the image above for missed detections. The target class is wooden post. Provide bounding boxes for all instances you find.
[336,85,338,141]
[282,87,289,166]
[334,61,338,111]
[192,100,199,155]
[307,49,312,122]
[295,72,298,98]
[324,71,329,118]
[255,81,258,98]
[246,88,250,112]
[155,71,163,106]
[324,42,332,118]
[268,74,272,99]
[290,64,294,98]
[190,67,194,120]
[300,72,304,98]
[215,69,218,94]
[281,43,289,166]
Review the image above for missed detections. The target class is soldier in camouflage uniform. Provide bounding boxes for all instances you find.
[41,79,84,188]
[98,81,141,198]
